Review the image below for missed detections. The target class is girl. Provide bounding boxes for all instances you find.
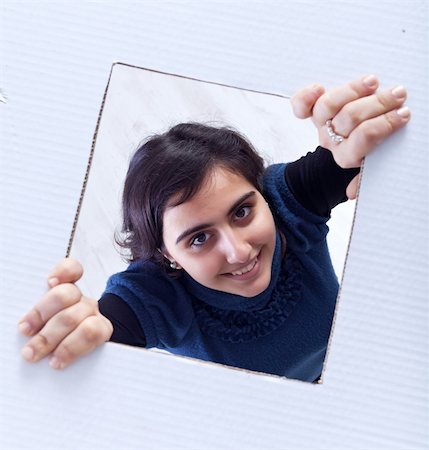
[18,76,410,382]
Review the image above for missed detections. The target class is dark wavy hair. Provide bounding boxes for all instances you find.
[117,122,266,266]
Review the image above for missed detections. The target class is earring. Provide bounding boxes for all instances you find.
[170,261,179,270]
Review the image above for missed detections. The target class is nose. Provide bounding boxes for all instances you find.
[219,229,252,265]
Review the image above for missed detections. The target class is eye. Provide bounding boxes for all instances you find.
[190,232,210,247]
[234,205,252,220]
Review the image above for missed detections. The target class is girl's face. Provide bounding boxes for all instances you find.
[162,167,277,297]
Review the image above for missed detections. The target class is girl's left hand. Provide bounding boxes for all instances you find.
[290,75,411,199]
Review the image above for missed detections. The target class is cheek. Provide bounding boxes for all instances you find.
[186,253,223,280]
[252,208,276,243]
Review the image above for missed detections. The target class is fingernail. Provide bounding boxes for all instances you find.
[392,85,406,99]
[48,277,59,287]
[49,357,62,370]
[397,106,410,118]
[18,321,31,335]
[363,74,378,88]
[21,346,34,362]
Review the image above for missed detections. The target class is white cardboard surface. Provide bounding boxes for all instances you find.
[1,1,428,449]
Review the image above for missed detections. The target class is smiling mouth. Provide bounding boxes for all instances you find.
[229,258,257,276]
[222,252,261,280]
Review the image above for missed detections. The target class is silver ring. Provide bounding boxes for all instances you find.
[326,119,345,144]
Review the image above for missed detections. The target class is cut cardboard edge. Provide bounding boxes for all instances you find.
[66,62,359,385]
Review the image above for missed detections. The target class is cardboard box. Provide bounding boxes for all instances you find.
[2,2,427,449]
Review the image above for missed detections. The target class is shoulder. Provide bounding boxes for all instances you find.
[104,260,194,348]
[263,163,330,251]
[106,260,183,298]
[263,163,286,186]
[263,162,328,220]
[262,163,300,218]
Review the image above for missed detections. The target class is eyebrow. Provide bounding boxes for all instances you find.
[175,191,256,245]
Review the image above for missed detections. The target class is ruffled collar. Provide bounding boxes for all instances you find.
[182,232,283,312]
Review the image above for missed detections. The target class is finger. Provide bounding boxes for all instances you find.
[18,283,82,336]
[49,315,113,370]
[47,258,83,288]
[346,174,361,200]
[331,85,407,138]
[312,74,379,126]
[290,83,325,119]
[20,297,98,363]
[335,106,411,168]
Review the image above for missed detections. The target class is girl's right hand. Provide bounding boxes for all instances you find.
[18,258,113,369]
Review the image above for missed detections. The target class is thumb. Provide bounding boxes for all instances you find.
[47,258,84,287]
[290,83,325,119]
[346,174,361,200]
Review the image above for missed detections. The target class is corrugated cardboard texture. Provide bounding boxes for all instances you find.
[1,1,427,449]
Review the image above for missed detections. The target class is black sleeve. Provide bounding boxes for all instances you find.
[284,146,361,217]
[98,293,147,347]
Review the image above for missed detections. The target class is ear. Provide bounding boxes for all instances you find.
[158,246,172,262]
[157,248,182,270]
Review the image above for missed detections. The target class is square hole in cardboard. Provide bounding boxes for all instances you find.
[68,63,356,383]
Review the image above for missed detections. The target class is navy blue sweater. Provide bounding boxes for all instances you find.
[100,148,357,381]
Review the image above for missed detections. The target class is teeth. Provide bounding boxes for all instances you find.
[231,258,257,276]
